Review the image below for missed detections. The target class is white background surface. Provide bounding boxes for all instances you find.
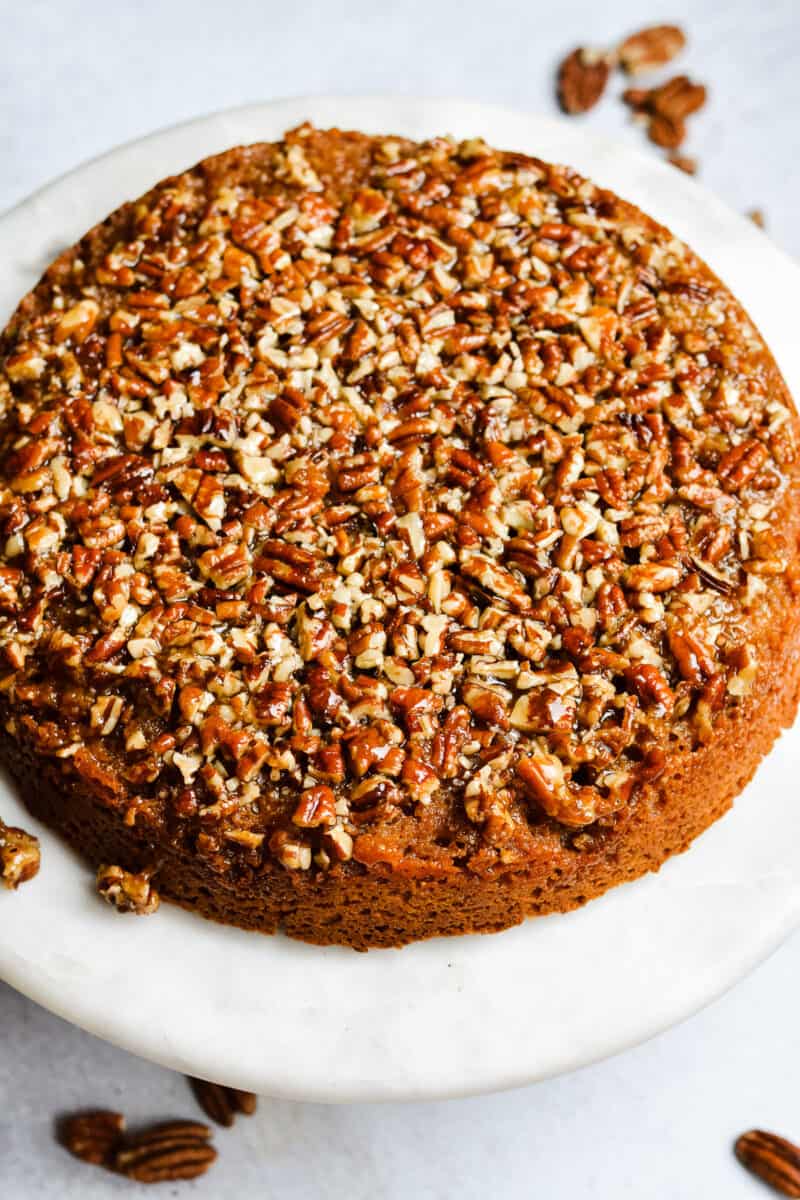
[1,0,798,1195]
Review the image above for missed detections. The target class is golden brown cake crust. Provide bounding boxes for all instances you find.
[1,124,799,948]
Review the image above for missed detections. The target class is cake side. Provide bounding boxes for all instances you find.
[6,557,799,949]
[0,125,798,948]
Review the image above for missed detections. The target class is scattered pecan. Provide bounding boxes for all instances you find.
[0,819,40,889]
[189,1077,258,1126]
[647,113,686,150]
[650,75,707,122]
[557,48,612,114]
[113,1120,217,1183]
[59,1110,125,1166]
[748,208,766,229]
[624,75,706,150]
[618,24,686,75]
[96,864,160,915]
[669,153,697,175]
[735,1130,800,1197]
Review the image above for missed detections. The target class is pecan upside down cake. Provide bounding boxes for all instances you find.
[1,124,798,949]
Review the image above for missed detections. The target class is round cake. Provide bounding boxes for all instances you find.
[1,124,798,949]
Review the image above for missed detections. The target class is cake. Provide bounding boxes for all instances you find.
[0,124,798,949]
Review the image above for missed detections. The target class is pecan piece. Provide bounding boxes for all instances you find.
[430,706,471,778]
[717,437,768,492]
[390,686,444,734]
[254,540,334,593]
[618,25,686,75]
[669,153,697,175]
[557,48,611,115]
[624,663,674,712]
[60,1110,125,1166]
[647,113,686,150]
[113,1120,217,1183]
[268,829,312,870]
[668,627,715,686]
[735,1130,800,1197]
[516,754,611,828]
[623,75,706,150]
[0,819,40,889]
[96,864,160,914]
[651,75,707,122]
[462,680,510,728]
[189,1077,258,1127]
[292,784,337,828]
[509,686,577,733]
[54,298,100,345]
[461,554,531,611]
[268,388,308,431]
[625,562,682,593]
[197,543,251,588]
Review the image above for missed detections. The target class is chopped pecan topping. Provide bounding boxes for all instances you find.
[96,864,160,914]
[0,124,794,870]
[0,819,40,889]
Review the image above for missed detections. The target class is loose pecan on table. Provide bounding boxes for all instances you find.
[623,76,708,150]
[735,1130,800,1197]
[96,863,160,914]
[59,1110,219,1183]
[59,1110,126,1166]
[189,1076,258,1127]
[618,24,687,75]
[557,48,612,114]
[113,1121,217,1183]
[668,153,697,175]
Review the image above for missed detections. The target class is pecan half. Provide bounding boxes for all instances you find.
[735,1130,800,1197]
[0,819,40,889]
[189,1076,258,1126]
[618,24,686,75]
[96,863,160,915]
[59,1110,125,1166]
[113,1120,217,1183]
[650,75,707,122]
[557,48,611,115]
[624,663,674,712]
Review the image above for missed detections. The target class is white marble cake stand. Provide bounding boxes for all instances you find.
[1,96,799,1103]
